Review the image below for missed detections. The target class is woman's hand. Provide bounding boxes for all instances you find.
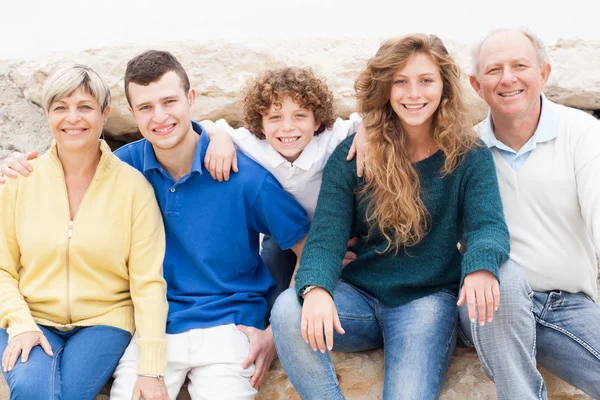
[2,331,53,372]
[457,270,500,326]
[301,287,345,353]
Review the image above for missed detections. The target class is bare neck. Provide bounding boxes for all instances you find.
[154,124,200,181]
[491,101,542,152]
[404,122,436,161]
[58,142,101,180]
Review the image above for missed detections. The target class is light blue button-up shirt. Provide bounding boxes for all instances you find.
[479,94,560,171]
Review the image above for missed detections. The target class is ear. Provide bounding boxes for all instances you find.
[540,63,551,89]
[188,89,196,108]
[102,104,111,122]
[469,75,483,98]
[313,120,321,133]
[127,105,134,116]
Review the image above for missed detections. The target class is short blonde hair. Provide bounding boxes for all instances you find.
[42,64,111,113]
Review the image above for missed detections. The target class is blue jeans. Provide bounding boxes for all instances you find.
[271,282,458,400]
[0,324,131,400]
[261,235,296,311]
[458,260,600,400]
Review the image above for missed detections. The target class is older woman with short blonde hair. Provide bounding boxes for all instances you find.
[0,64,168,400]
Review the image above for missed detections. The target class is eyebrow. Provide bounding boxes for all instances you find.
[393,72,438,78]
[134,95,180,108]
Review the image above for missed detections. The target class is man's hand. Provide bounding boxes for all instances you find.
[2,331,52,372]
[301,287,344,354]
[0,151,38,184]
[457,270,500,326]
[131,376,169,400]
[237,325,276,389]
[346,122,368,178]
[202,121,238,182]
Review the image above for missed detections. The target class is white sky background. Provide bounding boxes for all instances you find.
[1,0,599,60]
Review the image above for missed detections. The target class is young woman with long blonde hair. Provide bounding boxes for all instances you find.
[271,34,510,399]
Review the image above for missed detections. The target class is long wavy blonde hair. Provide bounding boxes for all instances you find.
[355,34,479,253]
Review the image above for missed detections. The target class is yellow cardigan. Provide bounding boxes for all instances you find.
[0,140,168,375]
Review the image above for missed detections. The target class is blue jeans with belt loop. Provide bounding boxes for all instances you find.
[0,324,131,400]
[458,260,600,400]
[271,281,458,400]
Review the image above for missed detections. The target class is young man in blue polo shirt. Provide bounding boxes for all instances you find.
[104,51,310,399]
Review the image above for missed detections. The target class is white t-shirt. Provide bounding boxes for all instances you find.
[215,114,362,221]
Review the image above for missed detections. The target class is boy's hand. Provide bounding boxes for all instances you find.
[342,237,359,267]
[457,270,500,327]
[0,151,38,184]
[204,130,238,182]
[346,122,368,178]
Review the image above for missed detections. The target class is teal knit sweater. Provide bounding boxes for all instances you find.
[294,136,510,306]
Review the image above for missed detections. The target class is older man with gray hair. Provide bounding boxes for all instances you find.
[458,28,600,399]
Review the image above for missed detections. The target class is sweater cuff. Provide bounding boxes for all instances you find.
[136,338,167,376]
[460,252,503,287]
[295,273,338,303]
[5,312,41,340]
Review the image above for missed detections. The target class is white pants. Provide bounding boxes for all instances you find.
[110,324,257,400]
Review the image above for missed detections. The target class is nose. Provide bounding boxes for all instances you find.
[65,107,81,123]
[152,105,169,123]
[408,82,421,99]
[282,117,295,132]
[500,68,517,85]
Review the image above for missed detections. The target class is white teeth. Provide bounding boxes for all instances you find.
[64,129,84,134]
[499,90,522,97]
[279,137,299,143]
[155,124,175,133]
[404,104,426,110]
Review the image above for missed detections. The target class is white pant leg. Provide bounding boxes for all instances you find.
[110,332,191,400]
[187,324,257,400]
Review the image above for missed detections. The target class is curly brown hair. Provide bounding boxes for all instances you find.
[355,34,480,253]
[242,67,337,139]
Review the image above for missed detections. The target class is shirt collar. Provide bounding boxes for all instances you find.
[266,135,318,170]
[480,93,560,149]
[142,121,206,175]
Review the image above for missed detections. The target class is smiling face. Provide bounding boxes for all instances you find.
[471,30,550,121]
[261,96,321,163]
[47,87,109,153]
[389,53,443,135]
[128,71,196,151]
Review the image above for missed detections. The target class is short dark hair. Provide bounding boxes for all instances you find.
[124,50,191,106]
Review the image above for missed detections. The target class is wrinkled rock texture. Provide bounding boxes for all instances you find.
[1,37,600,161]
[1,38,599,399]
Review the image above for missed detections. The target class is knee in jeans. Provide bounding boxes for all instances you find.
[270,288,301,331]
[9,372,48,400]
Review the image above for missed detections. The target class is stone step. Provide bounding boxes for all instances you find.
[0,347,591,400]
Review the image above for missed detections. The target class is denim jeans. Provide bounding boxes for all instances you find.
[261,235,296,311]
[271,282,458,400]
[0,324,131,400]
[458,260,600,400]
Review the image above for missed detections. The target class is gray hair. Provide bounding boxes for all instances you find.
[471,28,549,78]
[42,64,111,113]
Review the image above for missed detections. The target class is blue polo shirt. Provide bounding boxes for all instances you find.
[115,122,310,333]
